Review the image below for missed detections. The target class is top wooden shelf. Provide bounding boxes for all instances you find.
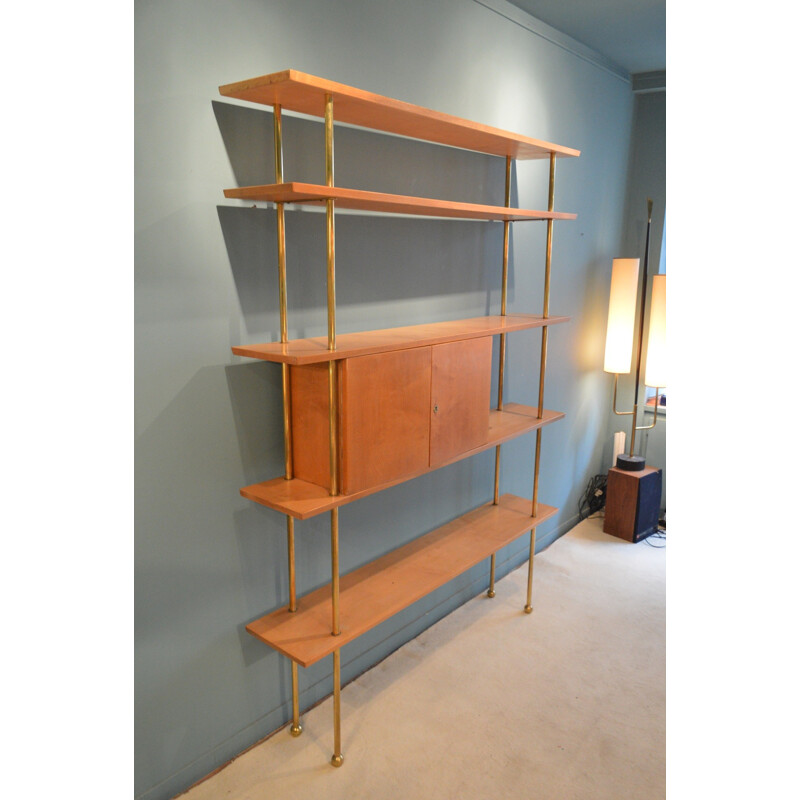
[219,69,580,161]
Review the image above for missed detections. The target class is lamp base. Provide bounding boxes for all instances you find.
[616,454,646,471]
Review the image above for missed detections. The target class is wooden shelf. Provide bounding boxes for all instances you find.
[246,493,557,667]
[232,314,569,365]
[219,70,580,161]
[223,182,576,222]
[241,404,564,519]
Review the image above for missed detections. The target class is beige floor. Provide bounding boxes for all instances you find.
[181,515,665,799]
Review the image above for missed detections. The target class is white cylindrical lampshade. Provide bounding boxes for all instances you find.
[603,258,640,374]
[645,274,666,388]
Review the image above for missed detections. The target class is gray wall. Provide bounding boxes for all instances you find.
[135,1,634,798]
[602,89,666,507]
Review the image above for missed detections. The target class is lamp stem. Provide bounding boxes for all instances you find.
[629,198,653,457]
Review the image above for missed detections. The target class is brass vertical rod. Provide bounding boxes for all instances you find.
[487,554,496,598]
[326,207,336,349]
[275,104,293,477]
[326,199,336,350]
[330,649,344,767]
[275,104,297,612]
[324,93,342,642]
[324,99,338,496]
[630,199,654,457]
[496,154,512,410]
[273,104,284,183]
[523,528,536,614]
[275,104,301,734]
[537,154,556,415]
[328,362,339,497]
[542,154,556,314]
[497,334,507,411]
[330,507,340,635]
[289,662,302,736]
[536,327,549,419]
[532,430,543,518]
[276,215,288,342]
[493,446,502,506]
[286,517,297,612]
[488,156,512,600]
[282,367,294,479]
[532,154,556,519]
[325,94,334,187]
[325,93,336,352]
[274,105,288,343]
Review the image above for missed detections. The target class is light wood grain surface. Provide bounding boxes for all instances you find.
[245,494,558,666]
[232,314,569,365]
[429,338,492,467]
[219,69,580,160]
[223,182,577,221]
[240,404,564,519]
[339,348,432,494]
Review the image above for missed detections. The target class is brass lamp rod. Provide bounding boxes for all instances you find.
[629,198,653,456]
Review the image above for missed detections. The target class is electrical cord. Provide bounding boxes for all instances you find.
[645,529,666,548]
[579,474,608,521]
[646,511,667,546]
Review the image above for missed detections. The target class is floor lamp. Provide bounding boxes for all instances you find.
[602,200,666,541]
[604,199,666,471]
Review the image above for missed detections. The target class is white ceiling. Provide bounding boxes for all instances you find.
[503,0,665,75]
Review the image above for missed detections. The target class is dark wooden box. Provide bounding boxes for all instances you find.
[603,465,662,542]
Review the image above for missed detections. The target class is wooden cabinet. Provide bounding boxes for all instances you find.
[220,69,579,766]
[430,338,492,467]
[340,347,433,494]
[290,338,492,494]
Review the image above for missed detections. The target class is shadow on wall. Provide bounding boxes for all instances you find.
[213,100,522,337]
[225,360,285,485]
[218,206,508,334]
[212,100,508,202]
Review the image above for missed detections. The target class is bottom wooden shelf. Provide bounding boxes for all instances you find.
[246,493,557,667]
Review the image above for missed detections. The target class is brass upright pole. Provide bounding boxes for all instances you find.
[331,649,344,767]
[274,106,297,615]
[488,155,512,599]
[274,105,302,737]
[526,153,556,615]
[274,105,288,348]
[330,509,340,635]
[325,92,339,496]
[325,93,341,631]
[629,199,653,457]
[531,154,556,515]
[325,95,337,354]
[324,93,344,768]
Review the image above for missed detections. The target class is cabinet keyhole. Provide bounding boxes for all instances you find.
[433,403,439,414]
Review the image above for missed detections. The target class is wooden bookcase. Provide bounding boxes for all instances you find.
[220,69,580,766]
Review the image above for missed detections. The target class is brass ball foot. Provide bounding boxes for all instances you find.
[331,753,344,768]
[289,723,303,737]
[487,589,496,598]
[523,604,533,614]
